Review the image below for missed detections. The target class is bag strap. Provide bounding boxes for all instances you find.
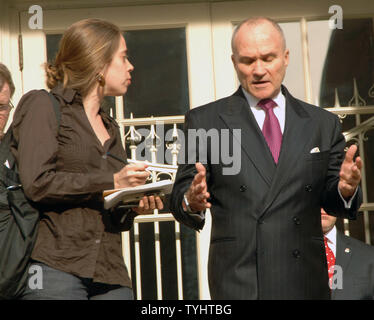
[45,90,61,127]
[0,128,13,164]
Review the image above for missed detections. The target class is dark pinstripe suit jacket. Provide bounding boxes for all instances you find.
[332,231,374,300]
[170,86,362,299]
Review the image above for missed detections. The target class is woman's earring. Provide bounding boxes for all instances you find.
[96,73,106,87]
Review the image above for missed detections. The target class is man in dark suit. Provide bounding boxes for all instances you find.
[170,17,363,299]
[322,209,374,300]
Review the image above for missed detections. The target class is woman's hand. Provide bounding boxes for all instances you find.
[133,195,164,215]
[113,163,150,189]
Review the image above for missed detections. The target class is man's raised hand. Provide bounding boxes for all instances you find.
[338,144,362,199]
[184,162,211,212]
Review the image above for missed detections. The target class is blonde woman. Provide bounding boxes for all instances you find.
[12,19,163,300]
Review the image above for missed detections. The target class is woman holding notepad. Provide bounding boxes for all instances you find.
[11,19,163,300]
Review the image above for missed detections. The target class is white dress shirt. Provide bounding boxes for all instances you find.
[324,225,337,257]
[241,87,286,133]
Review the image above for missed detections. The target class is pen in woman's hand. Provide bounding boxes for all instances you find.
[106,152,158,173]
[105,152,128,165]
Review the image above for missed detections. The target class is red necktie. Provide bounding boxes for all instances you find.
[324,236,335,285]
[258,99,282,163]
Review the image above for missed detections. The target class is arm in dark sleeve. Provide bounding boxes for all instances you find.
[321,115,363,219]
[170,110,207,231]
[11,90,114,205]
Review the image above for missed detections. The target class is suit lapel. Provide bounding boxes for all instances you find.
[219,88,275,187]
[259,86,313,217]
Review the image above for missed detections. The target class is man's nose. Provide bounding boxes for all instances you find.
[253,60,266,76]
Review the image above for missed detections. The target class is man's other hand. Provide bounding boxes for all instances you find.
[184,162,211,212]
[338,144,362,199]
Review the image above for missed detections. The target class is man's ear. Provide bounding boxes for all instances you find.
[284,49,290,67]
[231,54,238,70]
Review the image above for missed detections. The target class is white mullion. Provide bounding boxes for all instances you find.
[175,221,184,299]
[134,222,142,300]
[300,17,313,104]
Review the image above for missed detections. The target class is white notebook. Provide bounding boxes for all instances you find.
[103,180,174,210]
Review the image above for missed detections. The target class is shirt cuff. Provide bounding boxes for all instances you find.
[188,211,206,223]
[181,196,206,223]
[338,185,358,209]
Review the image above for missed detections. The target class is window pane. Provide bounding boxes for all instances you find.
[123,28,189,118]
[310,18,374,108]
[46,34,61,64]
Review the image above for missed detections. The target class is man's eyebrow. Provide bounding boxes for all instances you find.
[260,52,277,57]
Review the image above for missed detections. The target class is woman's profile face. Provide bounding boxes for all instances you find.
[104,35,134,96]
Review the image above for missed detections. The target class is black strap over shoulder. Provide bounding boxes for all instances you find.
[0,128,13,165]
[44,90,61,126]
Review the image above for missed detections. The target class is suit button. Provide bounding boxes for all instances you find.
[239,185,247,192]
[305,185,312,192]
[258,219,264,225]
[293,216,300,225]
[293,249,301,258]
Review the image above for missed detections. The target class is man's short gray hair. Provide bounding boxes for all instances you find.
[231,17,287,54]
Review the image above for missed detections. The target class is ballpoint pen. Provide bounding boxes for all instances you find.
[105,152,165,173]
[105,152,128,165]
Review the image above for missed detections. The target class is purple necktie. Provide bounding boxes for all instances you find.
[258,99,282,164]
